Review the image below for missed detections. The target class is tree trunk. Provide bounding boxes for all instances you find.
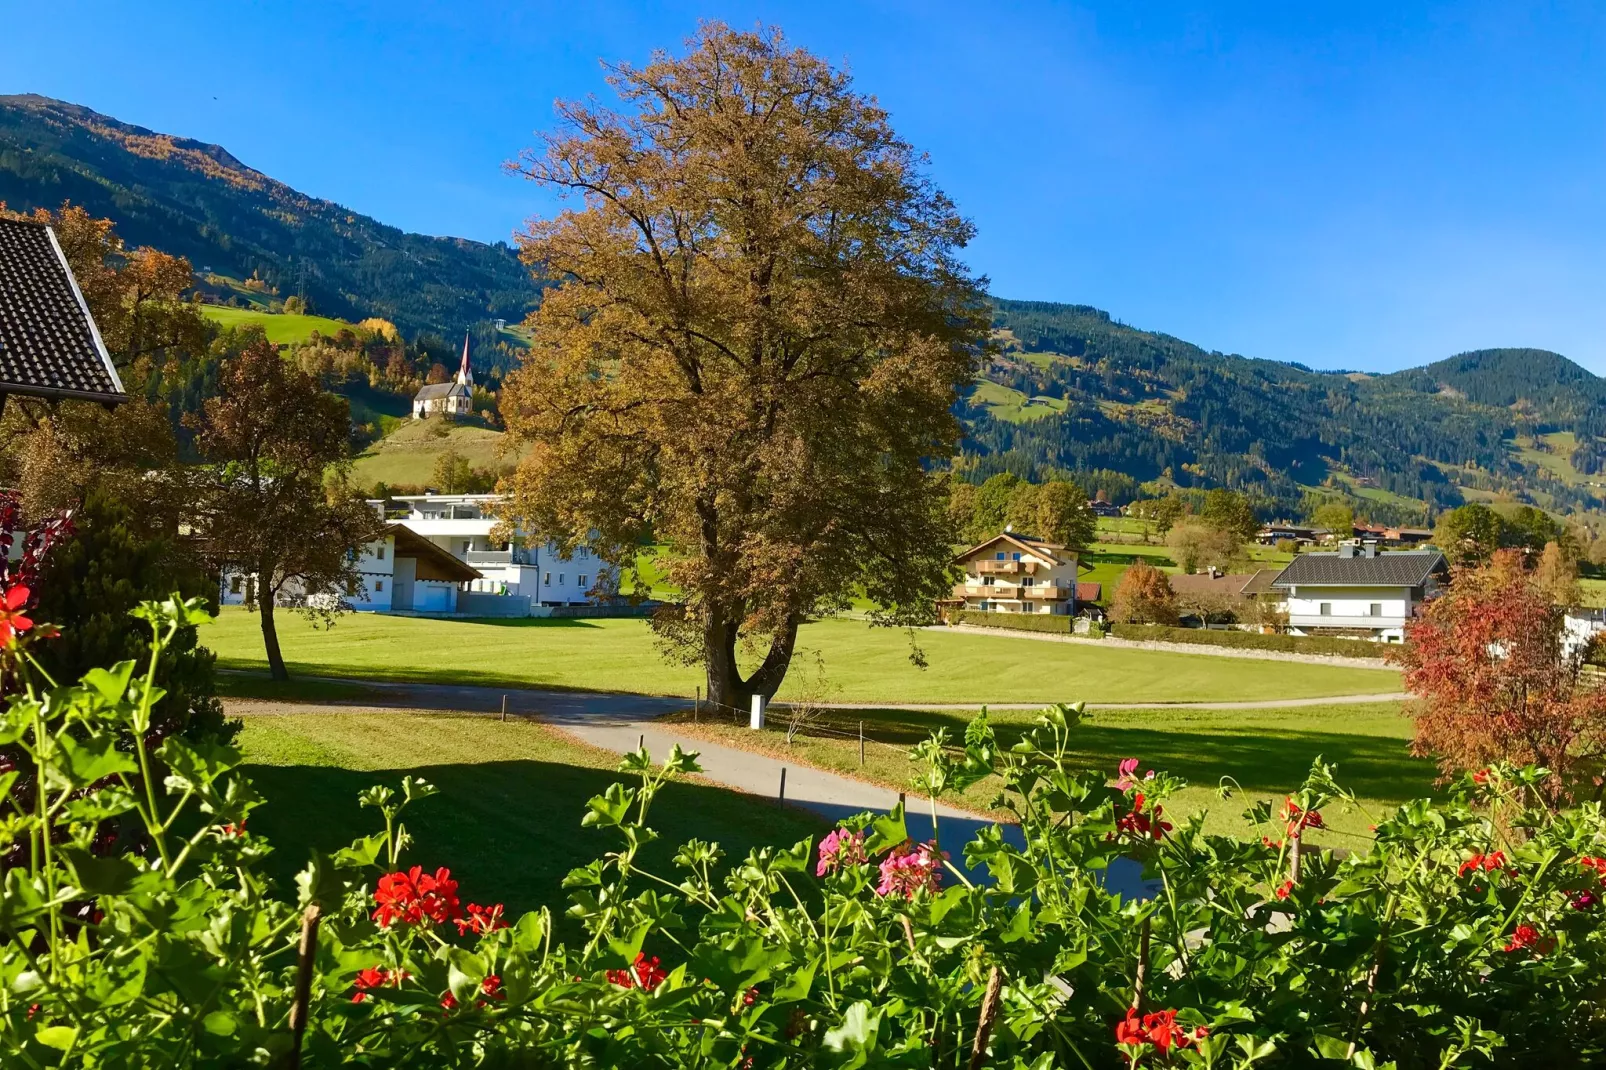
[259,596,290,681]
[703,610,800,715]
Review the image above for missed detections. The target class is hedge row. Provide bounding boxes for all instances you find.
[956,609,1074,634]
[1109,622,1390,659]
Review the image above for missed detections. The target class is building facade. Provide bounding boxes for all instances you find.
[219,524,481,615]
[382,494,616,609]
[950,532,1081,615]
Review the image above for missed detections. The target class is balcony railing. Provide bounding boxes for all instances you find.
[973,560,1019,575]
[1288,614,1405,630]
[953,584,1068,601]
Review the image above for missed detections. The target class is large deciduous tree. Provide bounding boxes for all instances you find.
[1005,479,1095,552]
[187,336,381,680]
[1109,563,1179,626]
[500,24,989,709]
[1392,550,1606,799]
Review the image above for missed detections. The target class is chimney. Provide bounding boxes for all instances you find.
[1338,540,1357,559]
[1362,540,1378,559]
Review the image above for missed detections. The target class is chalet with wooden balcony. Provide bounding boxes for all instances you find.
[950,531,1084,616]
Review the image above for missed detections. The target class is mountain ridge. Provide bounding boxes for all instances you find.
[3,94,1600,520]
[0,93,537,340]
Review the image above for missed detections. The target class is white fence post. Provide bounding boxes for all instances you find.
[749,694,767,730]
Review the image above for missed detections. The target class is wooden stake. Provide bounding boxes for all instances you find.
[859,720,865,766]
[1289,833,1303,885]
[968,966,1004,1070]
[695,685,700,722]
[1131,915,1151,1012]
[779,766,787,802]
[638,732,645,752]
[500,694,507,722]
[288,903,322,1069]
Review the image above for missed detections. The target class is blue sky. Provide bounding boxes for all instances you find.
[6,1,1605,373]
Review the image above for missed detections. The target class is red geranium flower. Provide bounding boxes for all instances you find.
[1114,793,1172,842]
[1459,851,1510,879]
[607,952,667,991]
[1472,768,1492,785]
[1579,856,1606,878]
[1281,798,1324,838]
[0,584,34,645]
[1504,924,1555,956]
[372,866,463,928]
[350,965,409,1003]
[1274,879,1295,900]
[454,902,508,936]
[1114,1008,1208,1054]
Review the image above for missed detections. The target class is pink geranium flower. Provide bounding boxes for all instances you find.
[816,828,868,876]
[875,840,946,899]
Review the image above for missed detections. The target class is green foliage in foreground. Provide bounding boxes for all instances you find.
[6,600,1606,1067]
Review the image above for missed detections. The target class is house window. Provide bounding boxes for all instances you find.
[1022,576,1035,587]
[375,580,384,593]
[1319,602,1332,616]
[995,552,1005,560]
[376,545,386,561]
[579,574,589,587]
[558,574,565,585]
[1370,603,1383,618]
[982,576,994,586]
[544,572,552,586]
[1012,552,1021,561]
[978,600,989,611]
[229,576,242,595]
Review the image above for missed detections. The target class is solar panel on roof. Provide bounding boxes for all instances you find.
[0,218,126,404]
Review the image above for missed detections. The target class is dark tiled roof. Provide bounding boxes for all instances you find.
[1272,550,1446,588]
[1240,568,1283,596]
[1075,582,1101,601]
[0,219,125,402]
[414,381,470,401]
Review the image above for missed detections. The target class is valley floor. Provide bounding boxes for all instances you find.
[206,608,1400,705]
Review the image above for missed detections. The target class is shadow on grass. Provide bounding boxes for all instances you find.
[717,707,1435,803]
[244,759,827,933]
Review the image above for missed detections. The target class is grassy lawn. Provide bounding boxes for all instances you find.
[351,419,519,488]
[666,701,1431,843]
[208,609,1400,704]
[202,305,357,344]
[237,710,825,925]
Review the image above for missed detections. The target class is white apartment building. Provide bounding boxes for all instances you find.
[381,494,615,609]
[220,524,481,614]
[1270,543,1447,642]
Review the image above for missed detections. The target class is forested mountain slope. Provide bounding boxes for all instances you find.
[0,95,537,339]
[4,94,1599,521]
[971,300,1606,519]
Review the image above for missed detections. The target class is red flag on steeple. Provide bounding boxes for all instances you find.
[457,331,473,386]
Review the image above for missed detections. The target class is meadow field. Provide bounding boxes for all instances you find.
[238,710,823,924]
[201,304,356,344]
[209,608,1401,704]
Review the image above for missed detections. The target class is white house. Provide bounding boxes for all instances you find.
[381,493,617,609]
[220,524,482,615]
[949,531,1083,616]
[1270,542,1447,642]
[412,333,474,419]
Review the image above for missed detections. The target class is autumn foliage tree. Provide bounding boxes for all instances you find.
[1110,563,1179,626]
[187,335,382,680]
[501,24,988,709]
[1392,549,1606,798]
